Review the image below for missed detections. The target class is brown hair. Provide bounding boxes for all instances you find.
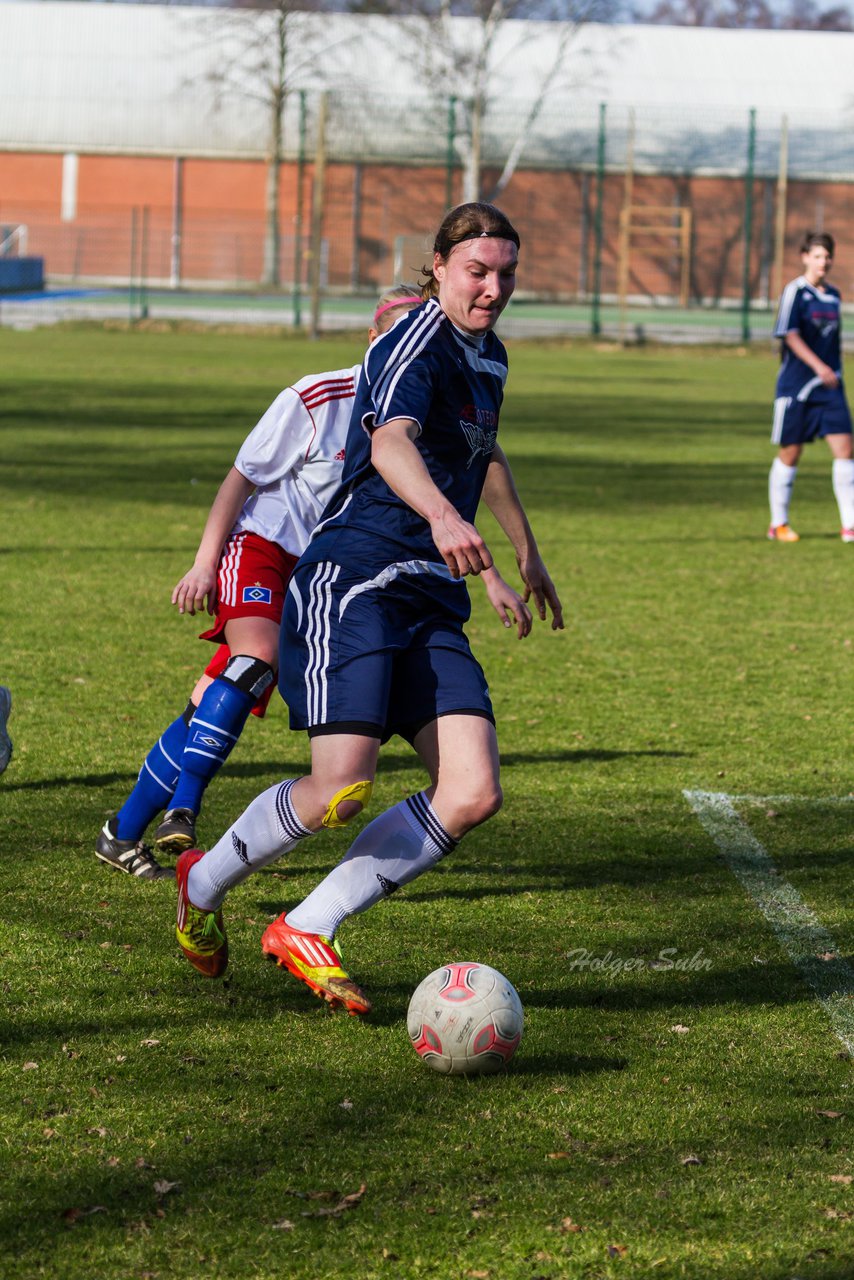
[420,202,521,300]
[801,230,835,257]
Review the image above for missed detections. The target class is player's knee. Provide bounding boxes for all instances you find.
[447,781,503,835]
[321,779,374,830]
[220,654,275,700]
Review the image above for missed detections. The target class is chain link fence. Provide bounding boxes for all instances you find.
[2,92,853,340]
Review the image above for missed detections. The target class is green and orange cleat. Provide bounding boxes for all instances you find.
[261,914,371,1015]
[176,849,228,977]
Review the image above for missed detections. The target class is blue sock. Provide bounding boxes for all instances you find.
[169,677,255,816]
[113,712,191,841]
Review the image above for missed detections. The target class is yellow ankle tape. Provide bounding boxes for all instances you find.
[321,779,373,830]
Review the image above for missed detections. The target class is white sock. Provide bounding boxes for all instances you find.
[832,458,854,529]
[769,458,797,528]
[187,779,312,910]
[287,791,458,939]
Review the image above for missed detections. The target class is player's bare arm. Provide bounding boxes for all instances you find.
[480,566,532,639]
[370,418,493,579]
[172,466,256,615]
[481,446,564,630]
[784,331,839,388]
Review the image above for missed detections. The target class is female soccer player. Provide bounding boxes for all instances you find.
[176,202,564,1012]
[768,231,854,542]
[95,287,426,879]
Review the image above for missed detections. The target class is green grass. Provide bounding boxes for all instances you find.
[2,327,853,1279]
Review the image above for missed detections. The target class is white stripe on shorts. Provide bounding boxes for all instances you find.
[771,396,791,445]
[219,534,244,608]
[305,561,339,725]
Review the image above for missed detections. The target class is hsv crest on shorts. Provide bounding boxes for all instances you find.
[242,584,272,604]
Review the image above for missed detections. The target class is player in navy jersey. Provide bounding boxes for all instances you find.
[175,202,564,1011]
[95,287,423,880]
[768,231,854,543]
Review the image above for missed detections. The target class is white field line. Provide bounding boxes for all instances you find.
[729,794,854,807]
[684,789,854,1055]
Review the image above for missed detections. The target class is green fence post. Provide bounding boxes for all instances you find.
[292,89,307,329]
[591,103,606,338]
[741,107,756,343]
[445,96,457,210]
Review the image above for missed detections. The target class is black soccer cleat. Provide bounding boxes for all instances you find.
[154,807,197,856]
[95,819,174,880]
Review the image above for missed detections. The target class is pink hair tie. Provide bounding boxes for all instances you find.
[373,296,422,324]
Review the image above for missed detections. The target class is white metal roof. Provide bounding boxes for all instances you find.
[1,3,852,172]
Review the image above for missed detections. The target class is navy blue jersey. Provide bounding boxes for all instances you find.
[774,276,843,400]
[305,298,507,573]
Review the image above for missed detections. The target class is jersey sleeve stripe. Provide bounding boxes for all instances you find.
[372,306,444,422]
[774,279,801,337]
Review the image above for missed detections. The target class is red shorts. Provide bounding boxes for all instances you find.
[199,531,299,718]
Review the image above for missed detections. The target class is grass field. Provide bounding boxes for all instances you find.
[2,326,853,1280]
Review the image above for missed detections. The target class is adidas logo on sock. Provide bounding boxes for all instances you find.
[376,872,400,897]
[232,833,249,865]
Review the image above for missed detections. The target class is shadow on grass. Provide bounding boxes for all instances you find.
[0,746,691,795]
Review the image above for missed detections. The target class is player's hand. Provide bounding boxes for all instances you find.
[818,363,840,388]
[518,552,565,631]
[482,569,533,639]
[430,511,494,579]
[172,565,217,616]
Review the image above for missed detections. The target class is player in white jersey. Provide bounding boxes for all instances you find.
[95,287,424,879]
[768,231,854,542]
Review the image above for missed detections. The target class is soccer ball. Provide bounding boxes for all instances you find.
[407,962,524,1075]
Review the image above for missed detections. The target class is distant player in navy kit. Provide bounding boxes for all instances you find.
[95,287,424,880]
[175,202,564,1010]
[768,231,854,542]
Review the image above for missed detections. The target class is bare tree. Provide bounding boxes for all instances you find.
[639,0,852,29]
[369,1,617,203]
[196,1,344,287]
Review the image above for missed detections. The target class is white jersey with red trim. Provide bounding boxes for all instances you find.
[231,365,360,556]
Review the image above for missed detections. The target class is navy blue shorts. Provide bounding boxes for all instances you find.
[772,388,852,446]
[279,560,494,742]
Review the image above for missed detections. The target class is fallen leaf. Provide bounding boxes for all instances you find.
[466,1272,489,1279]
[62,1205,107,1225]
[135,1158,154,1169]
[300,1182,366,1219]
[271,1218,294,1231]
[608,1243,628,1258]
[153,1180,180,1196]
[681,1155,703,1166]
[106,1156,120,1167]
[817,1110,845,1120]
[43,1128,57,1139]
[339,1099,354,1110]
[560,1217,584,1233]
[818,952,838,962]
[115,1055,127,1063]
[670,1025,690,1034]
[22,1062,38,1071]
[88,1126,108,1138]
[830,1175,853,1185]
[547,1151,571,1160]
[62,1044,81,1059]
[823,1207,854,1220]
[140,1039,161,1048]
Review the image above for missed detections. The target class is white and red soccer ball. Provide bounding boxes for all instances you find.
[407,962,524,1075]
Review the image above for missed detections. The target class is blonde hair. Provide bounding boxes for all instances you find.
[374,283,422,333]
[420,202,521,300]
